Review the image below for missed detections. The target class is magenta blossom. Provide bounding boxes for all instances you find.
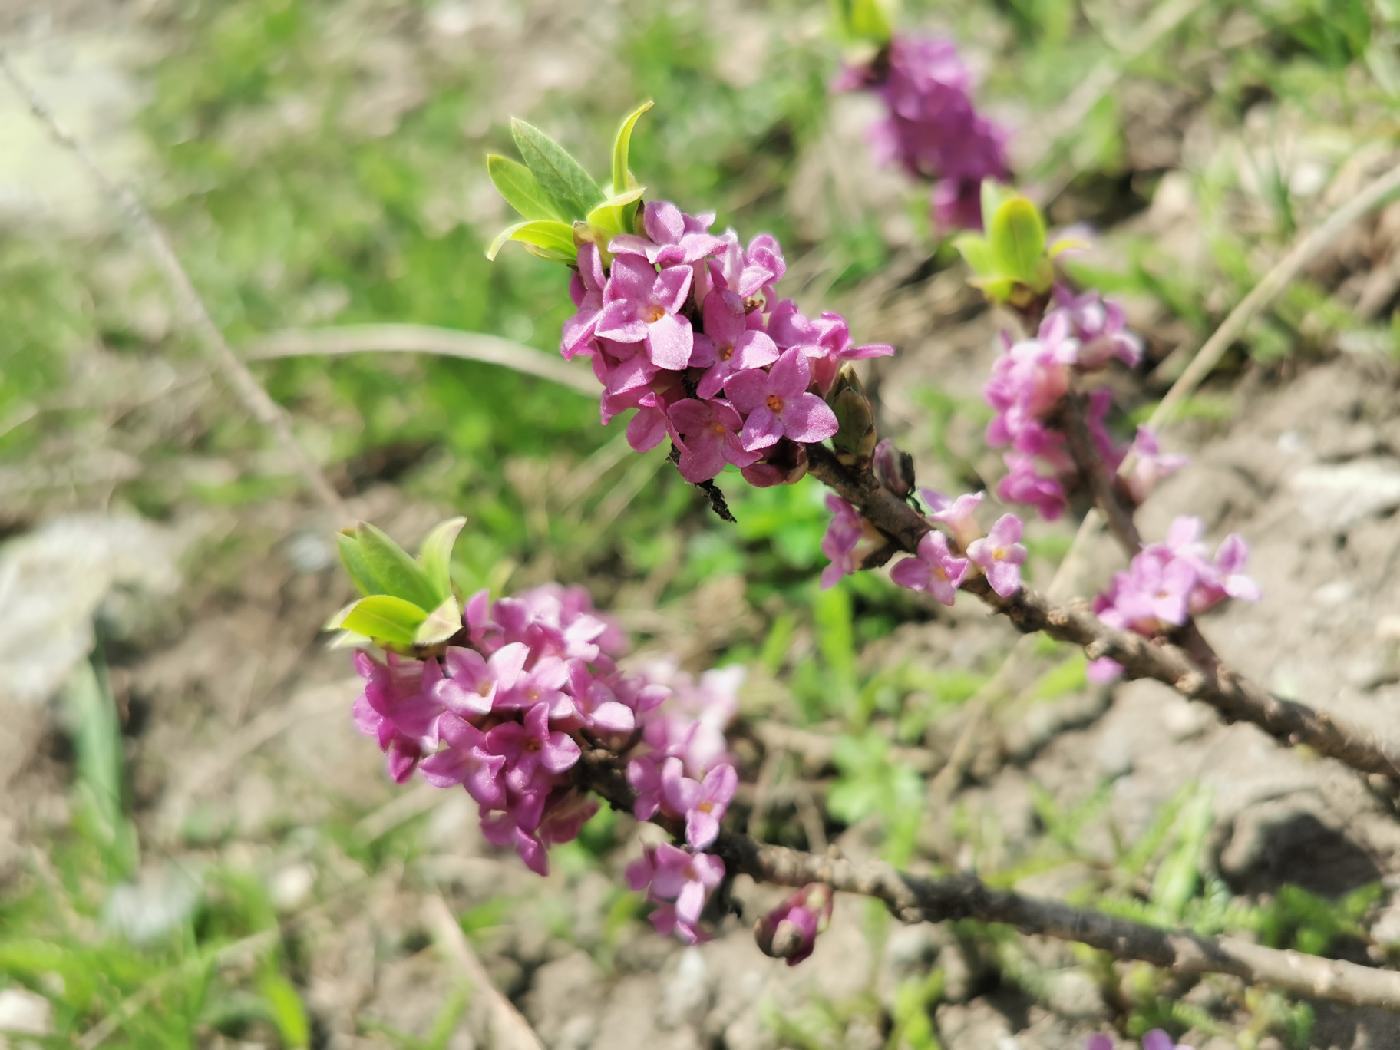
[839,34,1011,229]
[561,242,607,360]
[481,813,548,876]
[1122,427,1189,505]
[997,452,1067,521]
[891,530,969,606]
[662,758,738,850]
[487,702,581,794]
[595,256,695,370]
[419,713,507,806]
[727,348,839,452]
[1087,1031,1194,1050]
[694,289,779,398]
[921,488,984,548]
[611,200,725,268]
[668,397,760,483]
[821,495,864,588]
[626,843,726,943]
[1052,286,1143,369]
[966,513,1027,597]
[434,642,528,717]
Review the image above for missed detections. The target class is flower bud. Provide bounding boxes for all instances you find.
[754,884,834,966]
[873,438,915,497]
[829,365,878,468]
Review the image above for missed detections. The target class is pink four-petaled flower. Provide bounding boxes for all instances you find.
[966,513,1027,597]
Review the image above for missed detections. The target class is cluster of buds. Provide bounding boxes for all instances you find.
[837,34,1011,229]
[983,289,1183,521]
[1088,517,1259,682]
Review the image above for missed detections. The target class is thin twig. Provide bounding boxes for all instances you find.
[805,444,1400,784]
[577,751,1400,1012]
[1150,158,1400,428]
[424,894,544,1050]
[245,324,600,396]
[0,53,344,515]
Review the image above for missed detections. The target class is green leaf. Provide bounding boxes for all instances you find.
[952,232,996,276]
[351,523,442,609]
[485,219,577,262]
[326,595,428,648]
[987,195,1047,285]
[832,0,896,43]
[611,100,653,194]
[510,118,602,220]
[486,154,565,221]
[1151,786,1213,922]
[585,185,647,240]
[414,594,462,647]
[417,516,467,600]
[336,532,380,597]
[258,969,311,1049]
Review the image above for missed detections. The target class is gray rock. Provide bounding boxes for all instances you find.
[1291,459,1400,529]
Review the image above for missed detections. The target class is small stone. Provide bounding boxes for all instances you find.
[1163,702,1210,740]
[1370,897,1400,945]
[1291,459,1400,529]
[0,988,51,1036]
[660,948,712,1027]
[270,863,315,911]
[1311,580,1355,608]
[1045,970,1104,1018]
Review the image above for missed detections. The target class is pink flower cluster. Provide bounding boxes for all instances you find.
[984,289,1182,520]
[1088,1031,1194,1050]
[1089,517,1260,682]
[624,661,743,941]
[823,487,1027,601]
[564,200,893,486]
[837,35,1011,229]
[351,586,741,945]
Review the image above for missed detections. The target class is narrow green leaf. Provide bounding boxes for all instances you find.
[354,523,442,609]
[336,532,380,597]
[1151,787,1213,922]
[988,196,1047,285]
[585,185,647,240]
[417,516,467,600]
[327,595,427,648]
[487,154,565,221]
[510,117,602,220]
[258,969,311,1049]
[610,100,654,194]
[485,219,577,262]
[414,595,462,647]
